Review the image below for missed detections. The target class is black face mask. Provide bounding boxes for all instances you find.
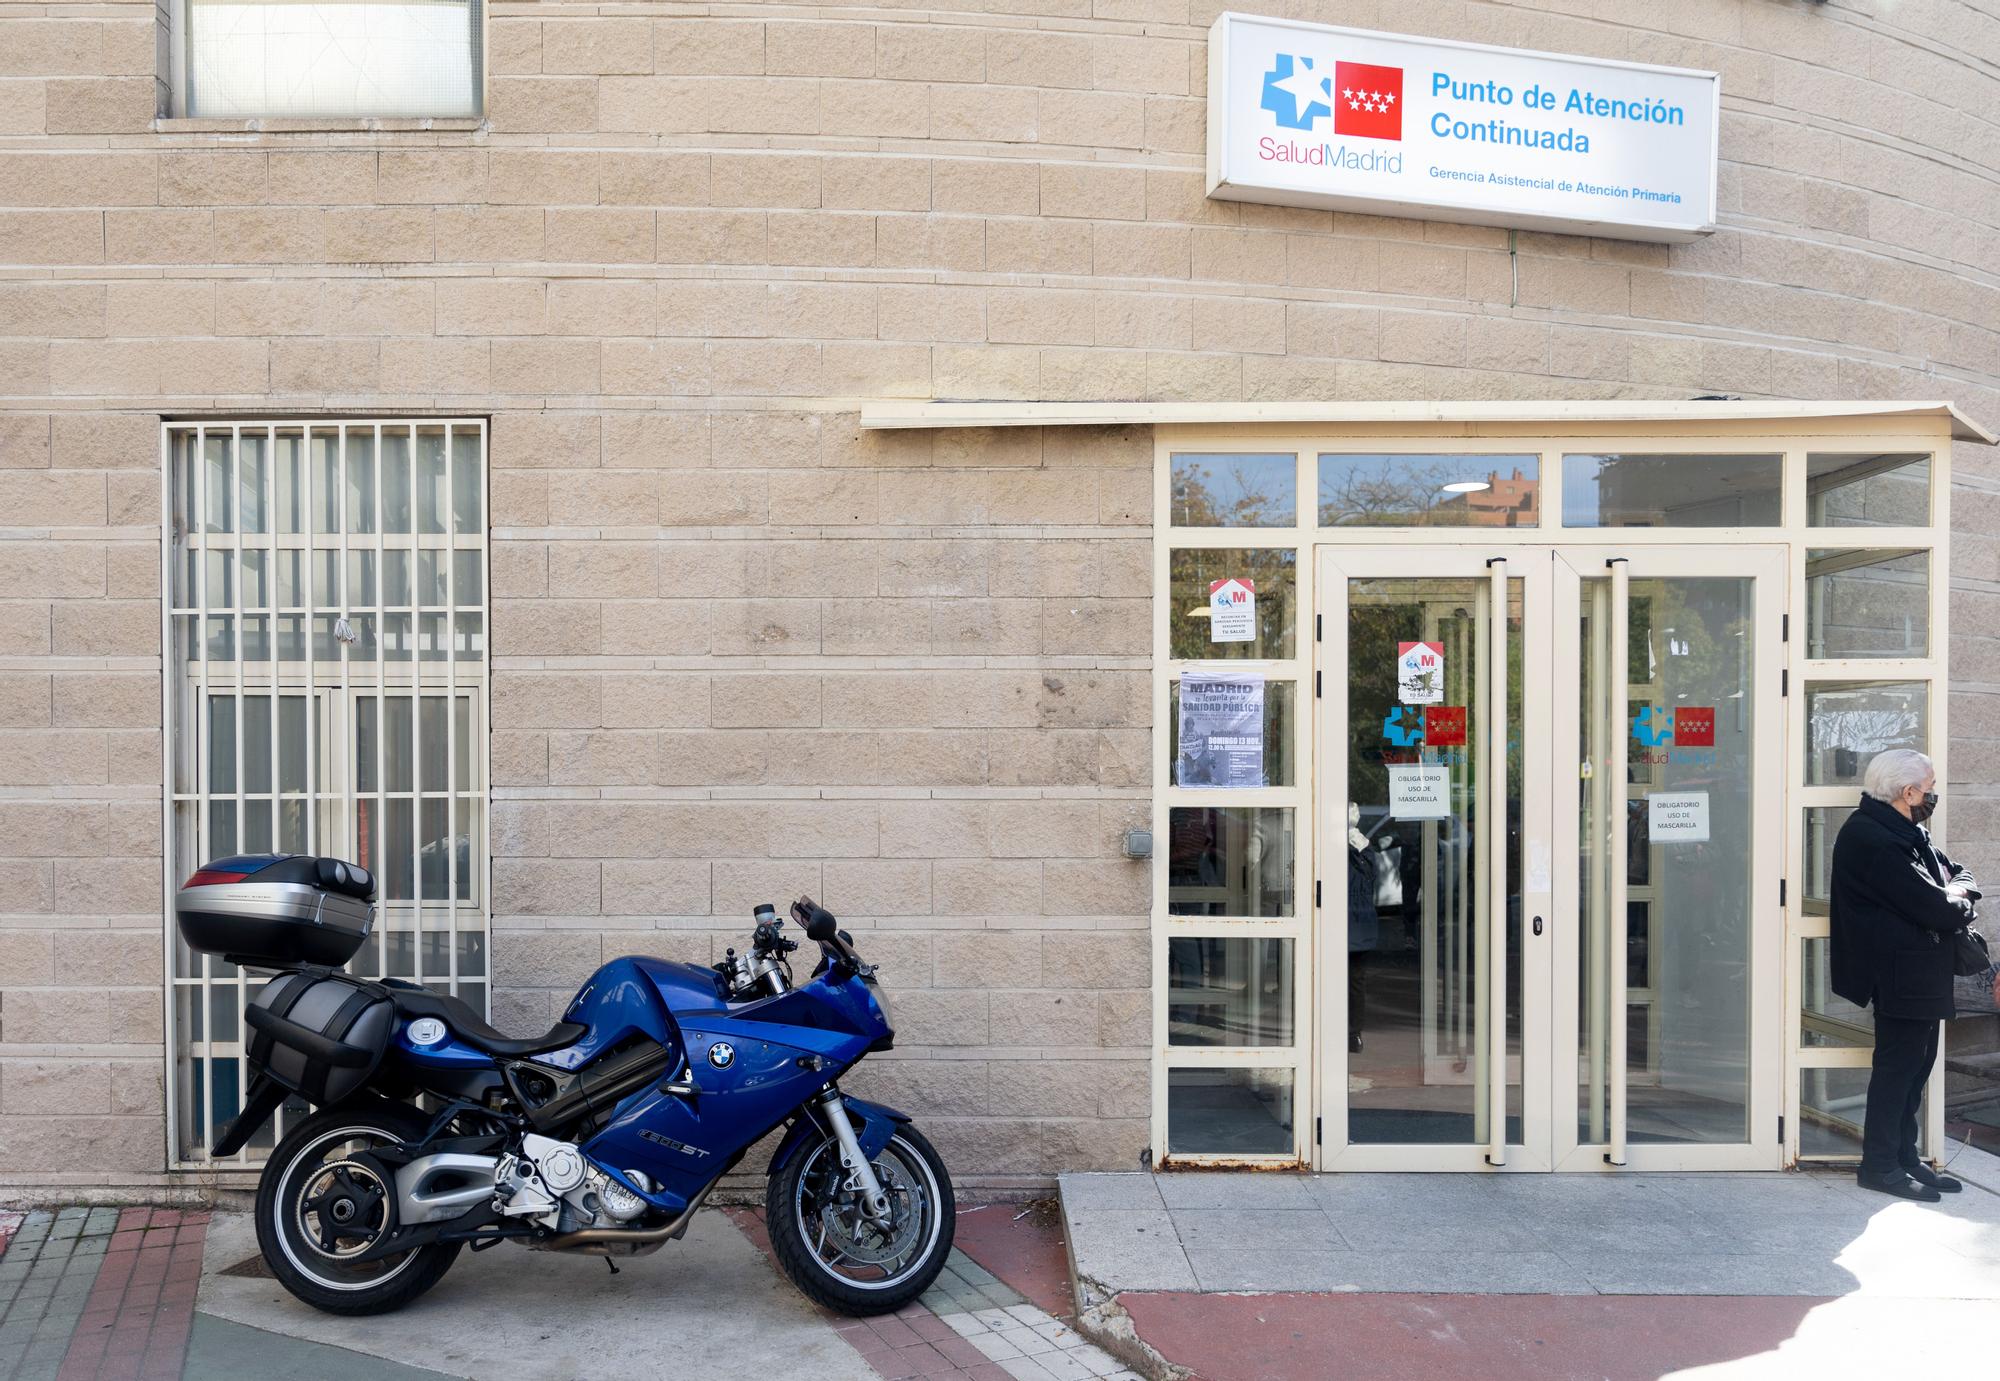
[1910,791,1939,825]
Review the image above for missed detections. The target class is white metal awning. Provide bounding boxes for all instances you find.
[859,398,1997,443]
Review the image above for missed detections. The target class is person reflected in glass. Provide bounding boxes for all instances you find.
[1830,749,1980,1201]
[1347,803,1378,1055]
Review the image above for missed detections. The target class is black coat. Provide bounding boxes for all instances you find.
[1828,793,1977,1021]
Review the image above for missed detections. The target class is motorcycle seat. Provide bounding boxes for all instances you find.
[388,986,586,1058]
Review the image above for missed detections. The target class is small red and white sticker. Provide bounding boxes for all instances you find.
[1397,640,1444,704]
[1208,578,1257,643]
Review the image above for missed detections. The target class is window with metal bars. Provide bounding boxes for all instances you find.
[161,420,490,1167]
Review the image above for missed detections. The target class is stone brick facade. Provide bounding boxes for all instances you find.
[1,0,1998,1186]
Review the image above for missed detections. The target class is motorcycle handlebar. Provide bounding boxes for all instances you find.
[788,896,870,978]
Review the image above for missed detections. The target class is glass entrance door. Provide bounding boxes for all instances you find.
[1553,547,1786,1170]
[1317,546,1784,1171]
[1316,549,1553,1170]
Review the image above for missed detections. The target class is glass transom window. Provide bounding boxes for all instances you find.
[1319,453,1540,527]
[1562,453,1782,527]
[1171,453,1297,527]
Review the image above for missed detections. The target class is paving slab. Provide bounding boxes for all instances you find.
[1059,1169,2000,1299]
[1153,1173,1319,1211]
[196,1208,877,1381]
[1563,1251,1858,1297]
[1060,1211,1198,1295]
[1329,1208,1548,1254]
[1184,1247,1597,1295]
[1046,1176,1161,1214]
[183,1315,460,1380]
[1167,1208,1340,1253]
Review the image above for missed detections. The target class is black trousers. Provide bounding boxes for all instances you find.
[1861,1014,1940,1177]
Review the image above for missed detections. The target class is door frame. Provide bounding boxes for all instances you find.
[1548,544,1789,1171]
[1314,543,1787,1172]
[1314,546,1556,1171]
[1147,416,1956,1174]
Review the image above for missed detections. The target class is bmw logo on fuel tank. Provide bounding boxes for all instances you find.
[707,1041,735,1069]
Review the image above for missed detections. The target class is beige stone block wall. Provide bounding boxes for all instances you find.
[0,0,1996,1181]
[485,413,1153,1176]
[0,408,168,1179]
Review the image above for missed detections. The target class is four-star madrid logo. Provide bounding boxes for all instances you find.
[1333,60,1403,140]
[1262,53,1404,141]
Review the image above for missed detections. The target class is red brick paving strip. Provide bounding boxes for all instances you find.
[948,1204,1074,1320]
[1118,1290,1831,1381]
[57,1209,209,1381]
[724,1207,1013,1381]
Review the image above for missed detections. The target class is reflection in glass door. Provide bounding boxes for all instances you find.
[1322,546,1782,1172]
[1557,548,1785,1171]
[1319,549,1550,1170]
[1346,577,1521,1146]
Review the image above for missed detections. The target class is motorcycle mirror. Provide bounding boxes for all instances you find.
[800,896,840,940]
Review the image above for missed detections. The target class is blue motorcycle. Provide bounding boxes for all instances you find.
[175,854,955,1317]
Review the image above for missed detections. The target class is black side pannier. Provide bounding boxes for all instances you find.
[175,853,375,969]
[246,969,396,1107]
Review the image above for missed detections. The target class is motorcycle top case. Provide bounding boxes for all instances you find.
[175,854,375,969]
[247,969,396,1106]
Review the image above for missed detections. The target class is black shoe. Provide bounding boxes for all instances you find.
[1349,1032,1362,1054]
[1907,1164,1963,1193]
[1857,1171,1942,1203]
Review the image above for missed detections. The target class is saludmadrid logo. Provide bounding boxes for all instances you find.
[1258,52,1405,174]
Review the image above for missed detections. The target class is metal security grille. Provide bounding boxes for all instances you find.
[161,421,491,1168]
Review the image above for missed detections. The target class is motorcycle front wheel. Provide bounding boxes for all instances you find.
[254,1100,461,1316]
[766,1123,955,1316]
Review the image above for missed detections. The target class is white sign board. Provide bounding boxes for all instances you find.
[1647,791,1710,842]
[1397,640,1444,705]
[1388,763,1450,820]
[1207,12,1719,242]
[1208,578,1256,643]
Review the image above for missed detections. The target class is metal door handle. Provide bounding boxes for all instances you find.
[1606,558,1630,1167]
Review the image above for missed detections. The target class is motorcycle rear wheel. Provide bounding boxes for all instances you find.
[767,1123,955,1316]
[255,1100,461,1316]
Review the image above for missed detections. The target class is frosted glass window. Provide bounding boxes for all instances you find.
[188,0,484,118]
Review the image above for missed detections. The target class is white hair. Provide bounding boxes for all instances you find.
[1863,748,1933,804]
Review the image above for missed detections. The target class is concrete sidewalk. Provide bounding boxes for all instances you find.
[195,1207,877,1381]
[1059,1167,2000,1297]
[0,1196,1128,1381]
[1058,1157,2000,1380]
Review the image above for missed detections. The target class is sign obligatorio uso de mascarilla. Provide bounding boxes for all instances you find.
[1207,13,1719,242]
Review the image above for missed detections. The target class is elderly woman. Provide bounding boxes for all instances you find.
[1829,749,1983,1201]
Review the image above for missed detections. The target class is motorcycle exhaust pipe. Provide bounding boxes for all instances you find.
[535,1174,720,1252]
